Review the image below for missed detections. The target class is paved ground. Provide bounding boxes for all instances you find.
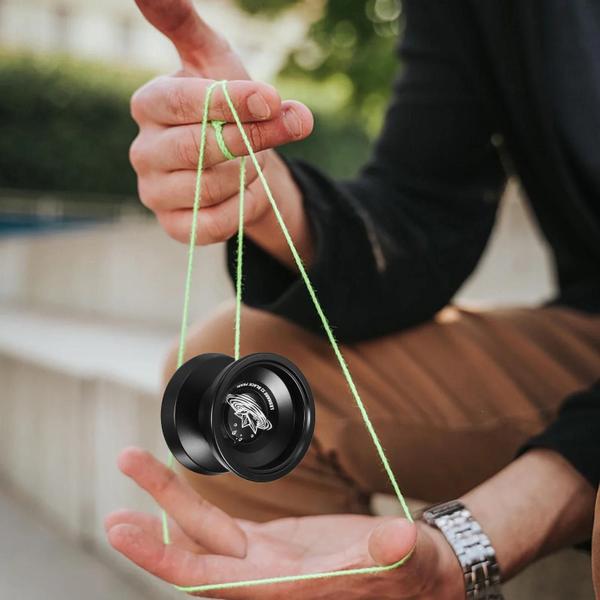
[0,486,155,600]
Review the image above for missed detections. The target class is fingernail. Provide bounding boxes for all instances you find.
[283,108,303,138]
[247,93,271,120]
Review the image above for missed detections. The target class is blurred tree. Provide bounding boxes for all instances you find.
[235,0,404,133]
[0,52,146,197]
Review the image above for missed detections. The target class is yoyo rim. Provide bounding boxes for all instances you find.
[210,352,315,482]
[161,353,231,475]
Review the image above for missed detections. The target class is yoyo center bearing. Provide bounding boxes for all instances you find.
[161,352,315,482]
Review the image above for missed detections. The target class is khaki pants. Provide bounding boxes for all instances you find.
[166,303,600,590]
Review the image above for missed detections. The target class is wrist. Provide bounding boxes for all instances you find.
[419,502,503,599]
[460,449,596,579]
[245,152,314,269]
[417,522,466,599]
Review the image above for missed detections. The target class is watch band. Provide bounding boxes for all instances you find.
[420,500,504,600]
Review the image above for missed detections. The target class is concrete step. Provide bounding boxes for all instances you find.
[0,217,233,329]
[0,305,182,597]
[0,183,556,333]
[0,486,163,600]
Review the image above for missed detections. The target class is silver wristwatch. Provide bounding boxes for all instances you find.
[420,500,504,600]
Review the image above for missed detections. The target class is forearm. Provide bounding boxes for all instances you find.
[460,449,596,580]
[245,152,315,269]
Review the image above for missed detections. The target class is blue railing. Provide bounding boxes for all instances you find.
[0,188,143,236]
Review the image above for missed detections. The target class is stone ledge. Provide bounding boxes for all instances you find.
[0,304,173,394]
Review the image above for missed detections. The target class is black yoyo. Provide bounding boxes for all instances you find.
[161,352,315,482]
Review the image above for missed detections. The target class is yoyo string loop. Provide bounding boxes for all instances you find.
[211,119,237,161]
[163,79,413,593]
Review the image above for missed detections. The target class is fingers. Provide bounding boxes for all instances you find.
[131,77,281,126]
[131,101,313,173]
[157,184,265,245]
[104,509,206,553]
[118,447,247,559]
[138,157,261,212]
[367,519,417,567]
[107,522,245,589]
[133,0,248,78]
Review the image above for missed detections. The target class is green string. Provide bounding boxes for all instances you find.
[161,81,219,546]
[177,549,414,594]
[234,156,246,361]
[211,119,237,161]
[164,80,413,594]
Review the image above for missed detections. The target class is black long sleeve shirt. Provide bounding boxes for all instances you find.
[227,1,600,488]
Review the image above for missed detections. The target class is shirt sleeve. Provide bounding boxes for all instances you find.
[519,382,600,488]
[227,0,506,342]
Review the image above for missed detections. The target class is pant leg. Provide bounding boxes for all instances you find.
[164,302,600,522]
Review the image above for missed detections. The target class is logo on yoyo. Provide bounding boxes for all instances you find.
[226,393,273,435]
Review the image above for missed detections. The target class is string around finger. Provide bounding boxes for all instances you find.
[162,79,414,594]
[211,119,237,161]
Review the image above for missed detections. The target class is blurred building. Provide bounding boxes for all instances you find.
[0,0,309,79]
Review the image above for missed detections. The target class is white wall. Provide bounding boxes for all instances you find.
[0,0,309,80]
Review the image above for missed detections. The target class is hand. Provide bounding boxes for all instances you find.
[106,448,464,599]
[130,0,315,267]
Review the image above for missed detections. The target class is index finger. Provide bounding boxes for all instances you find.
[107,522,248,590]
[118,447,247,558]
[131,77,281,126]
[133,0,248,78]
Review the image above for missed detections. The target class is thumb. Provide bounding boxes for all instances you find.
[368,519,417,566]
[133,0,249,79]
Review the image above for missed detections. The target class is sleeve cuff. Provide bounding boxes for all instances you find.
[517,382,600,488]
[226,156,373,337]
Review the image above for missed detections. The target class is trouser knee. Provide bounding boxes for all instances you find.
[163,301,320,383]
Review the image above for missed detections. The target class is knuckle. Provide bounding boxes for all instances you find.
[175,129,199,169]
[154,540,172,573]
[137,178,158,211]
[256,150,268,169]
[242,156,260,185]
[203,213,229,243]
[129,87,147,123]
[130,76,163,123]
[247,122,265,152]
[157,212,180,242]
[129,135,149,173]
[244,187,263,225]
[165,82,191,123]
[202,172,223,206]
[210,93,228,121]
[155,467,177,496]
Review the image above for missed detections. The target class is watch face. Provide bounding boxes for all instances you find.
[421,500,466,524]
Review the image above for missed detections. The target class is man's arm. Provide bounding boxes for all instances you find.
[105,446,596,598]
[129,0,506,341]
[232,0,507,342]
[460,449,596,580]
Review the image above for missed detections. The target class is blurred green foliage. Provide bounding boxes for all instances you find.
[239,0,403,133]
[0,51,145,196]
[0,1,402,196]
[242,0,403,176]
